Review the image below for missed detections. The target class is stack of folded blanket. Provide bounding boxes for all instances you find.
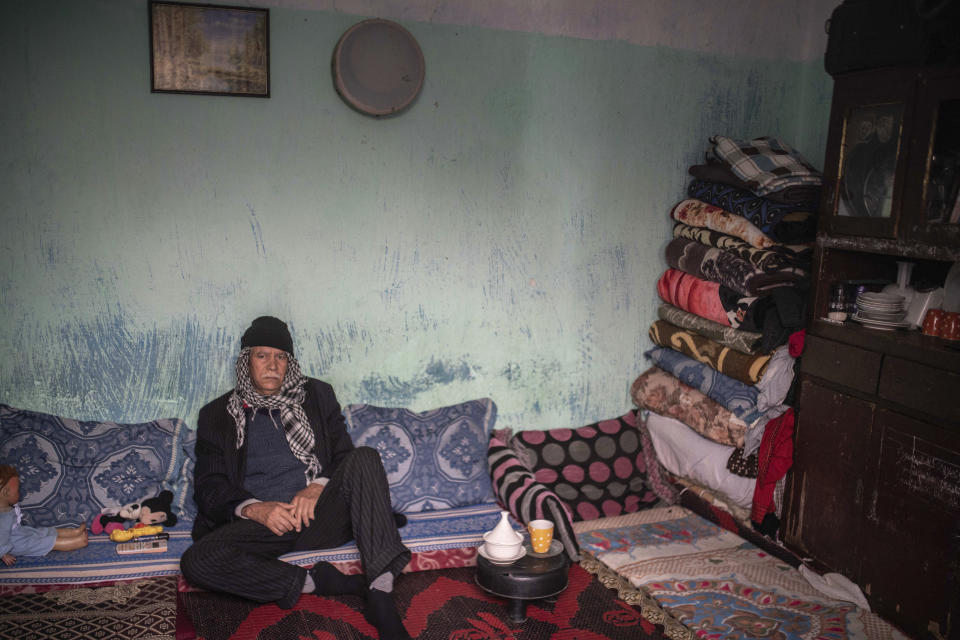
[633,135,820,538]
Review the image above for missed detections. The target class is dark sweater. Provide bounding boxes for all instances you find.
[243,409,309,503]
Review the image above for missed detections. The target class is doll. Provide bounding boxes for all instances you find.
[91,489,178,535]
[0,464,88,566]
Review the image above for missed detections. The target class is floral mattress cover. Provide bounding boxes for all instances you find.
[0,502,517,595]
[574,506,907,640]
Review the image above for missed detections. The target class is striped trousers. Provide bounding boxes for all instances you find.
[180,446,410,608]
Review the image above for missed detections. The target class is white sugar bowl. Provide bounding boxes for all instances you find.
[483,511,523,559]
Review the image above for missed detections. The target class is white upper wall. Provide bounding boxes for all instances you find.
[209,0,837,61]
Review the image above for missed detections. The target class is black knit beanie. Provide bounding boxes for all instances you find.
[241,316,294,355]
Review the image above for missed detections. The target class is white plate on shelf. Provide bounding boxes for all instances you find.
[851,313,910,330]
[476,544,526,565]
[857,298,904,307]
[857,309,907,322]
[856,302,904,312]
[858,292,905,304]
[857,305,904,314]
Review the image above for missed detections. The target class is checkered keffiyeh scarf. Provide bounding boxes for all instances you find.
[226,347,321,482]
[708,136,822,197]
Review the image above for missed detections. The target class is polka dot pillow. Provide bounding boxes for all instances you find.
[510,411,659,521]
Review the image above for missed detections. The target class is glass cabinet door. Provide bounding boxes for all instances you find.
[837,102,904,220]
[822,68,917,239]
[902,67,960,247]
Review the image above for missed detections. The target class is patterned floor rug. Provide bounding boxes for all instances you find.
[0,575,177,640]
[178,564,666,640]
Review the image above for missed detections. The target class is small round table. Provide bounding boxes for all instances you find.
[475,542,569,623]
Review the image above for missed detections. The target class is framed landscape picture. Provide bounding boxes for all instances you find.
[150,2,269,97]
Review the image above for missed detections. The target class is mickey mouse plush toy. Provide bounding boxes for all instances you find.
[91,490,178,535]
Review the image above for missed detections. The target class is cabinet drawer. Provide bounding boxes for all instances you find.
[801,334,882,394]
[878,356,960,423]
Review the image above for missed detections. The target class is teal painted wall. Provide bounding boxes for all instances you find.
[0,0,832,430]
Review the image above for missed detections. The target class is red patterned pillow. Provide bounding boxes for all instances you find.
[509,411,659,521]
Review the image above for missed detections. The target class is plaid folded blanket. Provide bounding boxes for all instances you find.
[708,136,822,198]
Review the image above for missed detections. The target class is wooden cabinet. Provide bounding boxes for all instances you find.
[782,65,960,640]
[787,329,960,638]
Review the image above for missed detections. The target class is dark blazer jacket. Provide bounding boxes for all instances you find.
[191,378,354,540]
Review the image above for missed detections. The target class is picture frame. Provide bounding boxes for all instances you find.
[150,1,269,97]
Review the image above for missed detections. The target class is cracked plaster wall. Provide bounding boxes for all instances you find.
[1,0,833,429]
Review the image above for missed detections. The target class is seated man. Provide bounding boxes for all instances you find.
[181,316,412,639]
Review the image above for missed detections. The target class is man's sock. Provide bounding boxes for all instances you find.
[364,588,411,640]
[370,571,393,592]
[308,562,367,597]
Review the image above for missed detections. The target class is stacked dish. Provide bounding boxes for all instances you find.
[852,292,909,330]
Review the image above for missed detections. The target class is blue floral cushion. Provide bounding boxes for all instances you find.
[343,399,497,513]
[0,404,189,528]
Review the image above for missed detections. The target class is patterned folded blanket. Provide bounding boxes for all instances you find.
[658,270,806,353]
[687,178,818,244]
[708,136,823,197]
[648,320,770,384]
[671,199,776,249]
[686,178,809,235]
[657,269,763,332]
[672,223,808,275]
[657,303,764,355]
[689,161,822,207]
[645,347,765,425]
[630,366,747,448]
[665,237,803,297]
[657,268,731,327]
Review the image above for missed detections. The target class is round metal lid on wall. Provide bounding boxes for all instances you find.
[332,19,425,117]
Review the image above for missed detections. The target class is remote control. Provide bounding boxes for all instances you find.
[116,539,168,554]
